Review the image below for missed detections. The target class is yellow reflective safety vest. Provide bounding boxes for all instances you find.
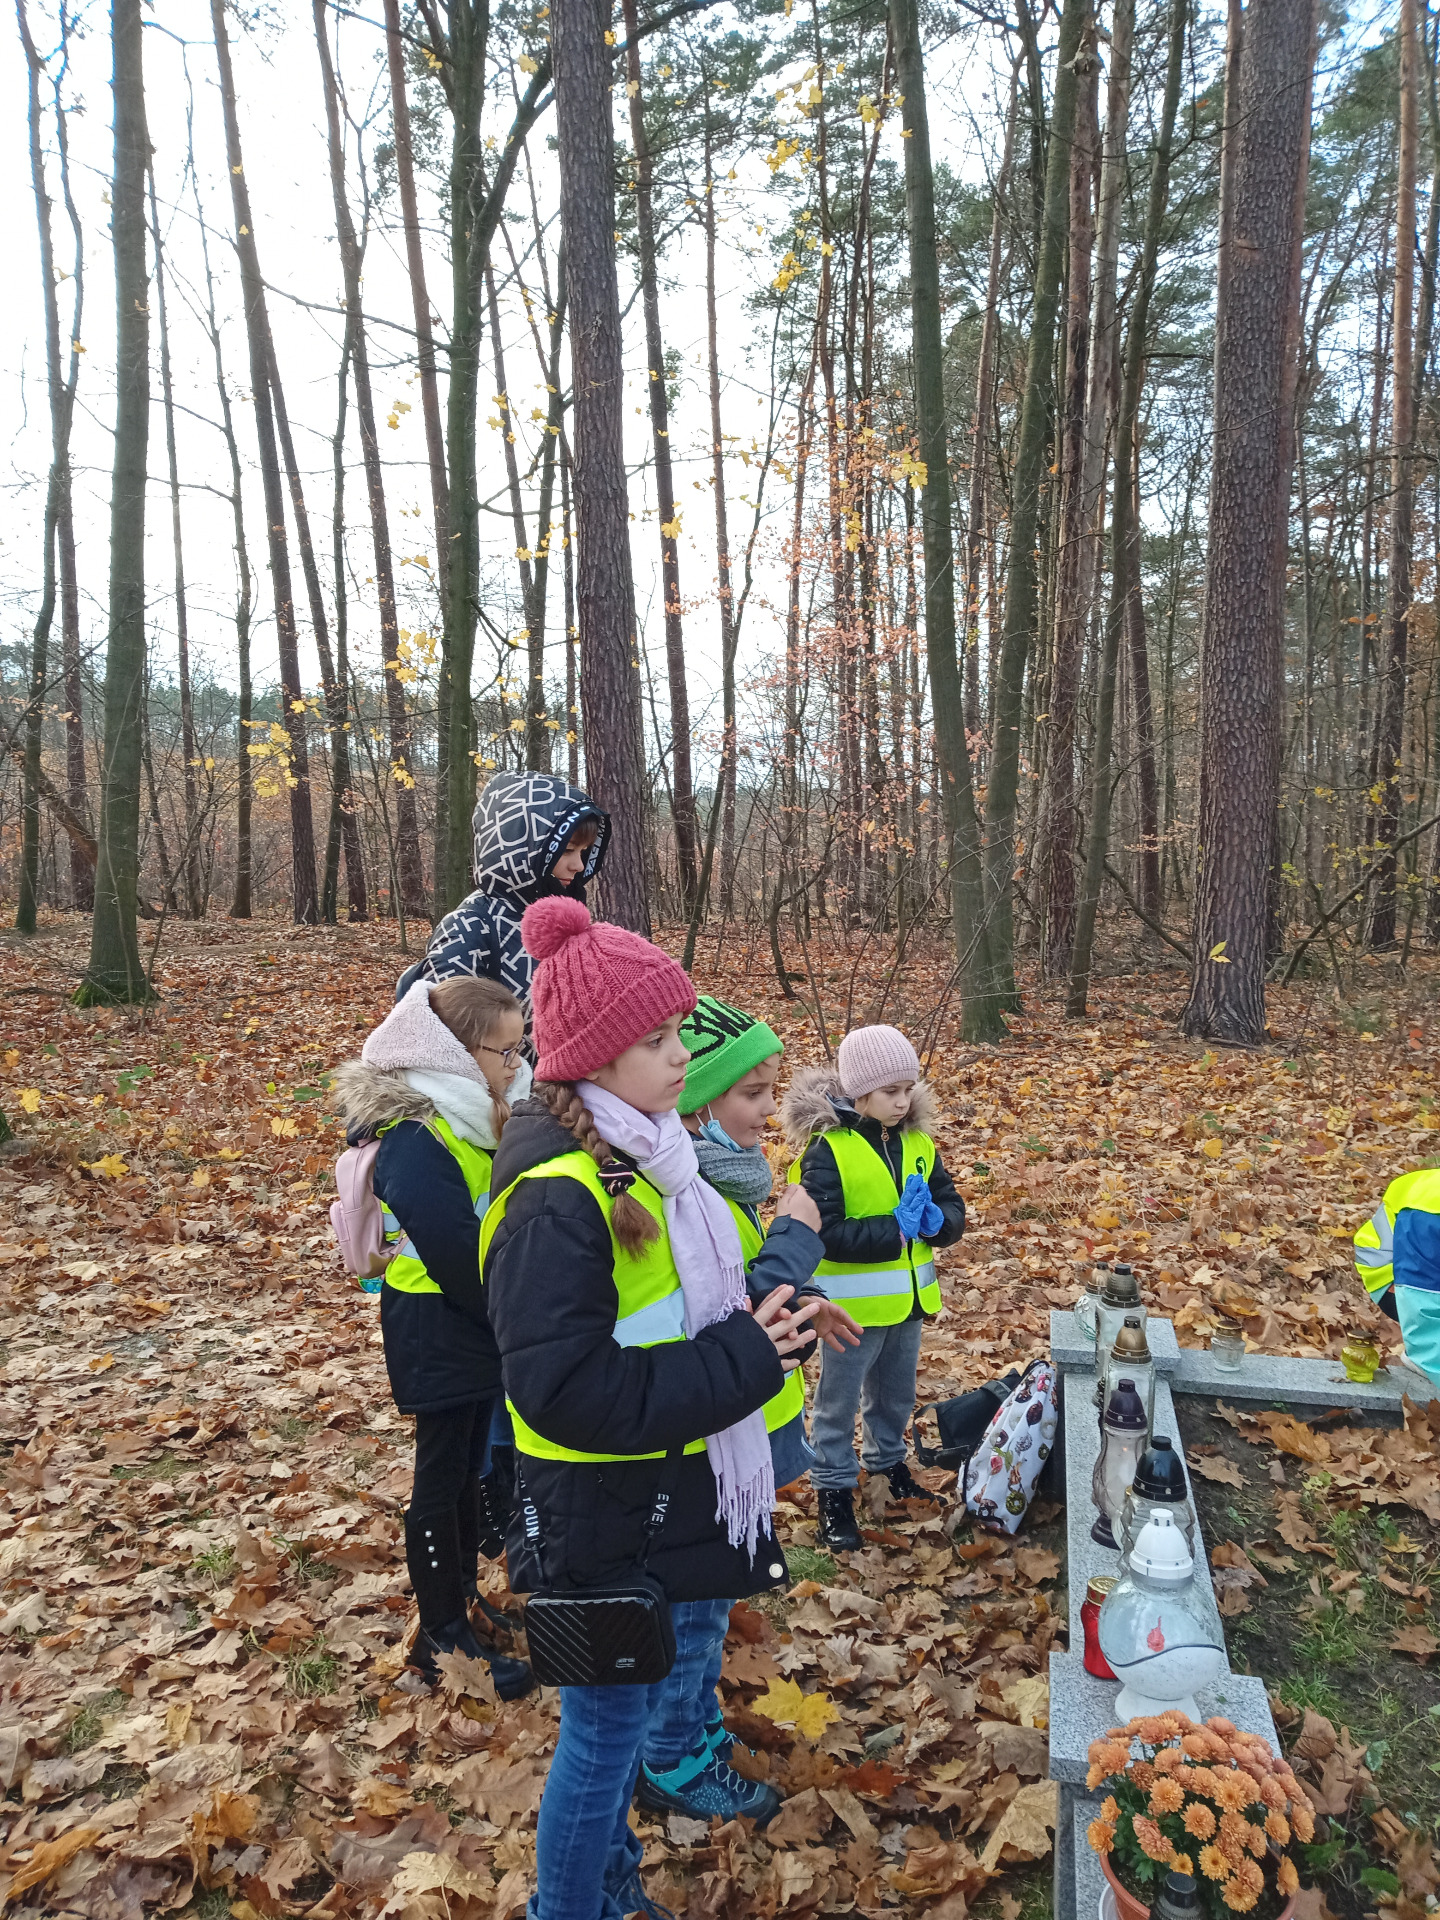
[383,1117,494,1297]
[788,1127,941,1325]
[1354,1167,1440,1302]
[480,1149,708,1464]
[723,1196,806,1434]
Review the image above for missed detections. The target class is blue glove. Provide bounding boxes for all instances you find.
[919,1193,945,1240]
[894,1173,932,1240]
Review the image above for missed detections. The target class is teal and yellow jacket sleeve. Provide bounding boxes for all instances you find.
[1357,1170,1440,1392]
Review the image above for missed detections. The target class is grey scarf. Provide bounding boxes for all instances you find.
[693,1135,776,1207]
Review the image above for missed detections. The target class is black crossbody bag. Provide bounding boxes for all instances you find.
[516,1448,682,1688]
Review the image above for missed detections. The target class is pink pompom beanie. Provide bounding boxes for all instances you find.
[521,896,697,1083]
[837,1024,921,1099]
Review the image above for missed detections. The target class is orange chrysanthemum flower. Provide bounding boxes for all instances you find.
[1198,1845,1231,1882]
[1244,1821,1269,1857]
[1086,1765,1107,1791]
[1221,1879,1259,1911]
[1135,1717,1169,1745]
[1182,1734,1211,1760]
[1291,1804,1315,1844]
[1131,1763,1157,1792]
[1160,1711,1194,1735]
[1101,1796,1120,1824]
[1150,1777,1186,1817]
[1087,1819,1116,1856]
[1133,1816,1175,1865]
[1172,1853,1196,1877]
[1278,1856,1300,1897]
[1155,1746,1188,1775]
[1207,1717,1239,1738]
[1258,1776,1286,1812]
[1184,1802,1218,1841]
[1089,1739,1130,1775]
[1213,1773,1253,1812]
[1237,1858,1265,1895]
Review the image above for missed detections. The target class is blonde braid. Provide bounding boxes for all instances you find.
[536,1081,659,1256]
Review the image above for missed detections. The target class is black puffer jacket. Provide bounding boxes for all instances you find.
[399,774,610,1006]
[483,1100,790,1602]
[781,1066,965,1314]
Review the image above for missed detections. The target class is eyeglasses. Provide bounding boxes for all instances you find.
[479,1042,525,1068]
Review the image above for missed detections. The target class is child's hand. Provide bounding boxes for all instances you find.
[808,1297,862,1353]
[775,1182,822,1233]
[753,1285,821,1370]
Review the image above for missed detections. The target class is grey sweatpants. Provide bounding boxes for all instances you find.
[808,1317,925,1489]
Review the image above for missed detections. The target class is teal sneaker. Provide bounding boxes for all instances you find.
[636,1743,781,1826]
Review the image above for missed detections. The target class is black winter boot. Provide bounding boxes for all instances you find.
[816,1487,862,1552]
[879,1458,934,1505]
[404,1508,533,1699]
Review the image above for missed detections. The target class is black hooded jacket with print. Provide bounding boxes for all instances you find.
[399,773,610,1005]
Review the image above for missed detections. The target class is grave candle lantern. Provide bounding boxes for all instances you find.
[1090,1376,1148,1548]
[1097,1508,1226,1719]
[1094,1264,1144,1404]
[1102,1319,1156,1440]
[1118,1434,1195,1567]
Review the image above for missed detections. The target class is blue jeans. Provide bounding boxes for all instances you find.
[809,1317,925,1489]
[642,1598,732,1773]
[530,1601,728,1920]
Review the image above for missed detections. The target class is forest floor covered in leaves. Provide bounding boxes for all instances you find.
[1,914,1438,1920]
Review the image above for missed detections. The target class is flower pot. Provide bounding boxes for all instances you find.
[1100,1854,1150,1920]
[1099,1855,1296,1920]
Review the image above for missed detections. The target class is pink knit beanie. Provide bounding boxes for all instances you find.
[522,896,697,1083]
[837,1024,921,1099]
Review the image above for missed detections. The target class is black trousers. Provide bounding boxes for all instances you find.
[411,1397,496,1519]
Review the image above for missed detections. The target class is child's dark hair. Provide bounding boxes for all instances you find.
[535,1080,659,1256]
[429,977,523,1132]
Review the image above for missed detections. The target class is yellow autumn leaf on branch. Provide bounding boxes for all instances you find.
[519,52,538,72]
[751,1677,839,1740]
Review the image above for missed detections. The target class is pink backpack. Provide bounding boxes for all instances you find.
[329,1140,391,1281]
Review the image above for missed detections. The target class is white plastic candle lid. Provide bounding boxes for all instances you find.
[1130,1507,1196,1581]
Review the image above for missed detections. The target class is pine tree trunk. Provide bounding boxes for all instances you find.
[1070,0,1187,1017]
[703,121,739,919]
[1181,0,1317,1041]
[890,0,1003,1041]
[553,0,651,932]
[210,0,318,924]
[329,325,369,922]
[16,0,77,936]
[1127,456,1162,921]
[1371,0,1418,948]
[1038,31,1099,979]
[561,444,579,785]
[146,167,203,920]
[383,0,450,620]
[435,4,489,914]
[962,70,1019,750]
[315,0,420,919]
[81,0,150,1002]
[623,0,697,906]
[986,0,1090,1005]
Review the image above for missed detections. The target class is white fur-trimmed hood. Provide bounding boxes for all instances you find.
[779,1062,938,1150]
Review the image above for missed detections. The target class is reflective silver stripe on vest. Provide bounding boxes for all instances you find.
[824,1260,936,1302]
[397,1238,418,1261]
[1365,1204,1393,1252]
[1354,1243,1392,1270]
[612,1290,687,1347]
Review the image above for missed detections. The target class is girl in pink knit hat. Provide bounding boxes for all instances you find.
[481,897,819,1920]
[780,1023,966,1552]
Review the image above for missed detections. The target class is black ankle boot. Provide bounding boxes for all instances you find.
[816,1487,862,1552]
[404,1508,534,1699]
[880,1458,933,1505]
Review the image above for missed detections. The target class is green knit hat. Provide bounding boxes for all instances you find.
[679,995,784,1115]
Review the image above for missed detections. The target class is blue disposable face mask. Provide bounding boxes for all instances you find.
[698,1110,745,1153]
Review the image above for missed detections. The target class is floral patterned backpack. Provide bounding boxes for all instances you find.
[961,1358,1059,1535]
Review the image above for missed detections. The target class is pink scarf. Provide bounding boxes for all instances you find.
[578,1082,776,1555]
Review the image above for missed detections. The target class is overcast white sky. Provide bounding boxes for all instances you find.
[0,0,1022,773]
